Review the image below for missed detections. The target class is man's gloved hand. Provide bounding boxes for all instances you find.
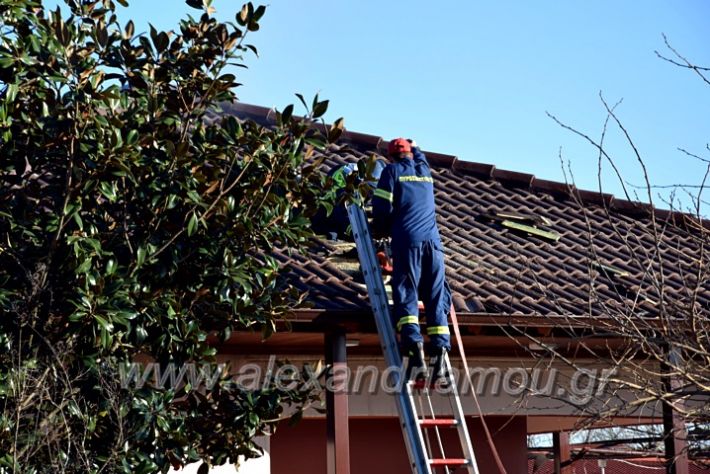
[407,138,418,148]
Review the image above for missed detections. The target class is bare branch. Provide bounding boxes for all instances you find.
[655,33,710,86]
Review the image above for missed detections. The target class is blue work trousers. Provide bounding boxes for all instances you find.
[391,239,451,353]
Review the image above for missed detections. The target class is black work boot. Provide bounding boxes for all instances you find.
[429,347,450,388]
[403,342,427,384]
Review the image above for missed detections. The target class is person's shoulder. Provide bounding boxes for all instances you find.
[384,161,404,173]
[376,162,397,182]
[385,158,418,173]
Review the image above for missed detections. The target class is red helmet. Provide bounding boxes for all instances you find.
[387,137,411,156]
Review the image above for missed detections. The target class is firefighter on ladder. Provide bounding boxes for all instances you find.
[372,137,451,384]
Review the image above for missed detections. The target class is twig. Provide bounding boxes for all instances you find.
[655,33,710,86]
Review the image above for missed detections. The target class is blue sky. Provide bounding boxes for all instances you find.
[53,1,710,214]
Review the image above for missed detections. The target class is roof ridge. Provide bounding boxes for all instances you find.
[224,101,708,231]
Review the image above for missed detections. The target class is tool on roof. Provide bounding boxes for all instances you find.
[482,211,560,242]
[347,202,501,474]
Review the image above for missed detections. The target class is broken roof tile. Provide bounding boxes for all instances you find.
[223,103,709,318]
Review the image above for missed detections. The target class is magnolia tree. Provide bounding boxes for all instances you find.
[0,1,345,472]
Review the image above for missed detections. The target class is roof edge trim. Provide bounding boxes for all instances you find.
[452,160,495,179]
[223,101,708,230]
[491,168,535,188]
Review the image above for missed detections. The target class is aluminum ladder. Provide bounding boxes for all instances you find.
[346,203,480,474]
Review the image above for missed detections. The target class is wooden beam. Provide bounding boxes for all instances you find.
[282,309,625,330]
[553,431,571,474]
[662,349,689,474]
[325,328,350,474]
[662,400,689,474]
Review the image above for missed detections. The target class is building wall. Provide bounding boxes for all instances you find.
[270,418,326,474]
[270,415,527,474]
[220,354,655,419]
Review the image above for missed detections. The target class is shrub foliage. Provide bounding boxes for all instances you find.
[0,0,339,471]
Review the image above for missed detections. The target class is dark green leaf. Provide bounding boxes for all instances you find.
[295,93,308,110]
[124,20,135,39]
[136,247,146,267]
[187,212,198,236]
[157,32,169,53]
[312,100,329,119]
[126,129,138,145]
[135,326,148,343]
[328,117,345,142]
[100,182,117,202]
[237,4,249,25]
[281,104,293,124]
[245,43,258,57]
[94,315,114,332]
[5,84,18,103]
[253,5,266,21]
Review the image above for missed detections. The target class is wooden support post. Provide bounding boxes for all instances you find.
[325,328,350,474]
[662,348,689,474]
[553,431,571,474]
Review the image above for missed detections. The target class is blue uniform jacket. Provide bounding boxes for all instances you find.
[372,148,440,246]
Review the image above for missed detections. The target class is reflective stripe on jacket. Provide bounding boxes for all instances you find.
[372,148,440,246]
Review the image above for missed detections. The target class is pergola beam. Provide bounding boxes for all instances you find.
[325,328,350,474]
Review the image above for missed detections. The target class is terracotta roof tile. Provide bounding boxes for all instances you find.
[528,457,709,474]
[491,168,535,188]
[452,160,495,178]
[224,103,710,318]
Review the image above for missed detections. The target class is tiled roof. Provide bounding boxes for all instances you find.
[528,457,710,474]
[223,102,710,318]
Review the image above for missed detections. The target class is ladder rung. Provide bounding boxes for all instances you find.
[419,418,458,427]
[347,204,479,474]
[430,458,469,467]
[412,379,428,390]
